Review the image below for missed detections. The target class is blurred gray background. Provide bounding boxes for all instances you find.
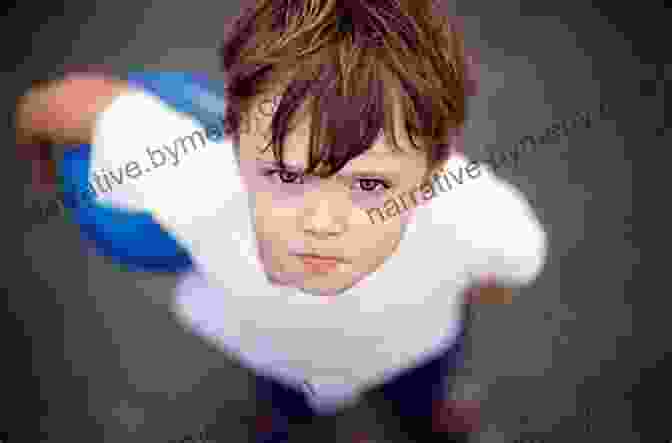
[5,0,655,442]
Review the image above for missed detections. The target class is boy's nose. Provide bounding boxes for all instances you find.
[301,193,349,238]
[302,208,346,238]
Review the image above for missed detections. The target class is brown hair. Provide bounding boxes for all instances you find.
[219,0,470,177]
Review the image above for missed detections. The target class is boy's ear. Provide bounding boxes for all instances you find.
[424,139,462,180]
[424,157,450,181]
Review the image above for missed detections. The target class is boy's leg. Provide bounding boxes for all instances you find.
[377,324,477,442]
[253,373,317,443]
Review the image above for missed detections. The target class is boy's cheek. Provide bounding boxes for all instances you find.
[258,183,309,204]
[350,192,389,211]
[255,237,306,286]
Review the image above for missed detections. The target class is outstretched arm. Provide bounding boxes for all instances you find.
[435,153,548,302]
[15,73,265,290]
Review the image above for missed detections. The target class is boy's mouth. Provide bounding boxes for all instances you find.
[295,254,347,274]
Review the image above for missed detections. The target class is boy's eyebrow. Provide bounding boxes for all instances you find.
[338,166,403,180]
[255,158,306,173]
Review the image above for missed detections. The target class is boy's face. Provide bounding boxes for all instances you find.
[237,90,433,296]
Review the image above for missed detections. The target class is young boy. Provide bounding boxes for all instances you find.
[15,0,547,441]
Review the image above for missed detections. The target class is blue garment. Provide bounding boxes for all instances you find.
[57,72,227,272]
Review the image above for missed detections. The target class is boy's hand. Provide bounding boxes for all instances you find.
[471,285,514,304]
[466,277,514,305]
[14,73,130,190]
[15,73,130,145]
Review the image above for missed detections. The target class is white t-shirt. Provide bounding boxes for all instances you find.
[89,89,547,414]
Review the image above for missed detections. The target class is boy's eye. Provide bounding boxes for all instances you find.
[278,171,301,183]
[267,169,304,184]
[356,178,390,192]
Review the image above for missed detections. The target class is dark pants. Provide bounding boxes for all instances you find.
[254,306,472,437]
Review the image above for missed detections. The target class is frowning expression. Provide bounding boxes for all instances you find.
[237,90,433,296]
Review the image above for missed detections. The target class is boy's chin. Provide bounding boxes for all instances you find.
[295,286,343,298]
[265,270,360,298]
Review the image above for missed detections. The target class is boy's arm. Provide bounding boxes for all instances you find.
[15,74,266,291]
[86,83,271,292]
[438,153,548,298]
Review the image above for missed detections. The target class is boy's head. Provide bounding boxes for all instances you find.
[219,0,471,295]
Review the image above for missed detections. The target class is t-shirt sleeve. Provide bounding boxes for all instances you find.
[437,153,548,287]
[89,87,222,213]
[89,86,266,291]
